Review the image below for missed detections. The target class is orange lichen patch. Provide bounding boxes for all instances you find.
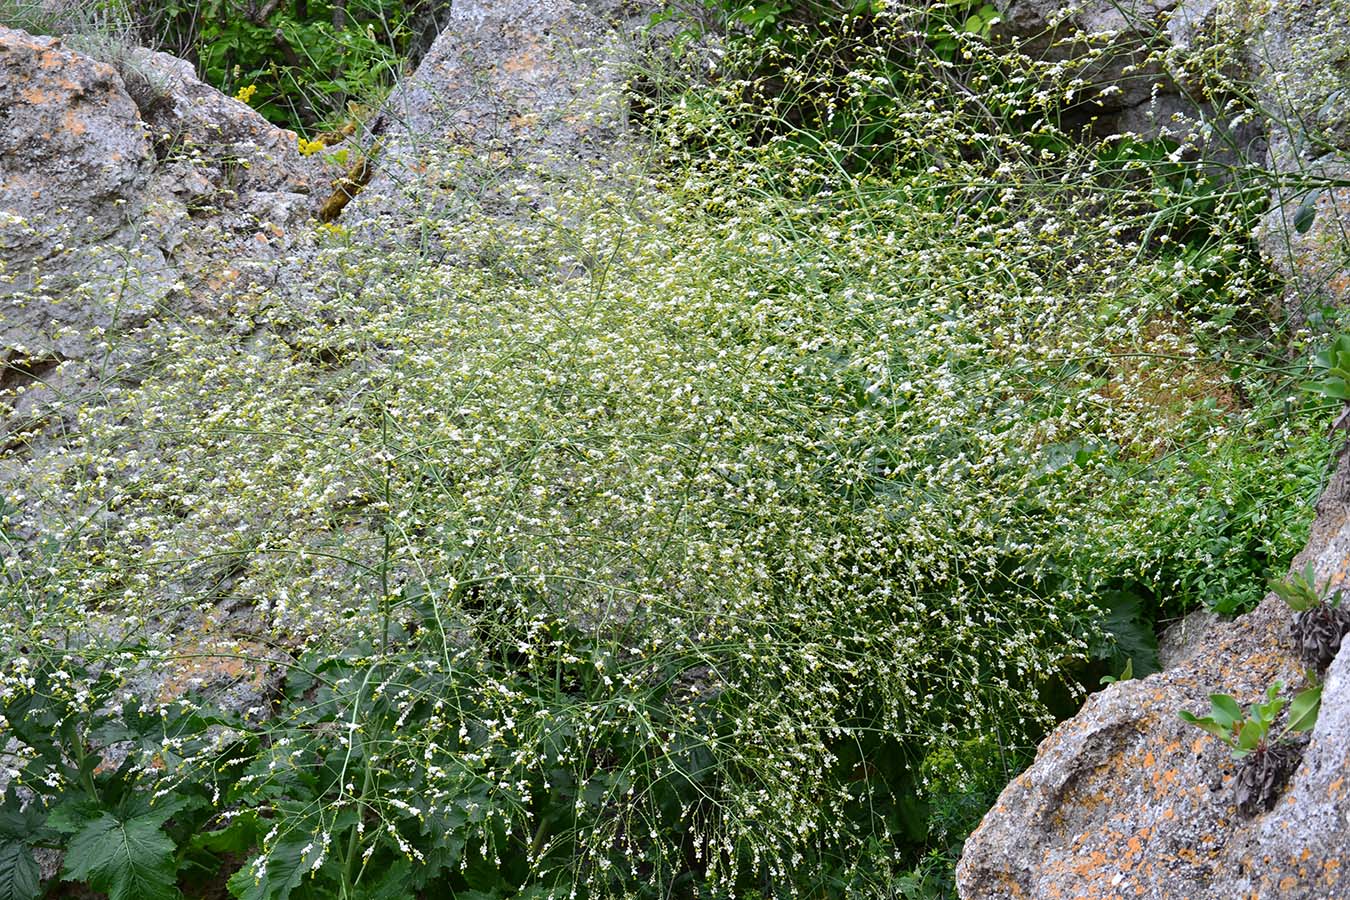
[995,871,1029,898]
[1326,859,1342,884]
[502,44,544,75]
[62,109,88,137]
[1152,767,1181,794]
[1329,271,1350,301]
[205,267,242,291]
[155,637,273,704]
[20,86,50,104]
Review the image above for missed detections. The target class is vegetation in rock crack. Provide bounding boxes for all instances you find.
[1272,562,1350,669]
[2,1,1348,898]
[1178,680,1321,815]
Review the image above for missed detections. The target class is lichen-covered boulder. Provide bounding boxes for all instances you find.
[353,0,633,219]
[0,25,169,433]
[0,25,154,267]
[127,45,320,226]
[0,23,334,438]
[956,454,1350,899]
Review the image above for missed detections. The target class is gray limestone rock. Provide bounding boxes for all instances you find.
[991,0,1177,112]
[126,45,320,226]
[0,24,334,443]
[956,453,1350,899]
[1250,0,1350,312]
[352,0,635,221]
[0,26,154,268]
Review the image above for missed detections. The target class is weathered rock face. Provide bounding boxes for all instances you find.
[990,0,1212,138]
[0,24,331,437]
[127,45,320,226]
[959,8,1350,887]
[353,0,635,220]
[1252,0,1350,311]
[992,0,1350,312]
[0,2,657,713]
[957,455,1350,898]
[0,26,154,267]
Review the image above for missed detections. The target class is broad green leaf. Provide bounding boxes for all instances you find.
[1178,711,1233,743]
[1294,191,1320,234]
[61,810,181,900]
[191,811,261,855]
[0,788,46,842]
[45,798,102,835]
[1236,718,1267,753]
[227,833,323,900]
[0,840,41,900]
[352,860,411,900]
[1208,694,1243,727]
[1258,694,1286,725]
[1287,685,1322,733]
[1305,377,1350,400]
[1097,593,1161,677]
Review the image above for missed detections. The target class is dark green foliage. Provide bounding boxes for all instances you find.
[59,800,183,900]
[0,788,47,900]
[124,0,443,132]
[1092,592,1161,679]
[0,658,240,900]
[1306,334,1350,401]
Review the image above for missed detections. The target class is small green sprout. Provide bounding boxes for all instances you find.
[1099,657,1133,686]
[1178,680,1321,759]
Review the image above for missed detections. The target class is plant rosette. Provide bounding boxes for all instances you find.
[1272,563,1350,669]
[1179,681,1321,815]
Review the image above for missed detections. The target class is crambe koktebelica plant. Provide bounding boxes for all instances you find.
[1,1,1345,895]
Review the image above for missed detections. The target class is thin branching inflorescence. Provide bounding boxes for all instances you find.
[0,3,1344,897]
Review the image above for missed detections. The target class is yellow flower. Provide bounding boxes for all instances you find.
[234,84,257,104]
[297,137,326,156]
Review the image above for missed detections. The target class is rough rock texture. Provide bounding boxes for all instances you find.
[957,451,1350,899]
[0,25,335,712]
[1251,0,1350,311]
[0,24,335,440]
[1,2,656,712]
[352,0,636,222]
[126,45,320,226]
[990,0,1209,137]
[0,26,154,267]
[992,0,1350,311]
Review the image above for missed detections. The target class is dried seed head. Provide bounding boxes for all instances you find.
[1291,605,1350,670]
[1234,740,1304,816]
